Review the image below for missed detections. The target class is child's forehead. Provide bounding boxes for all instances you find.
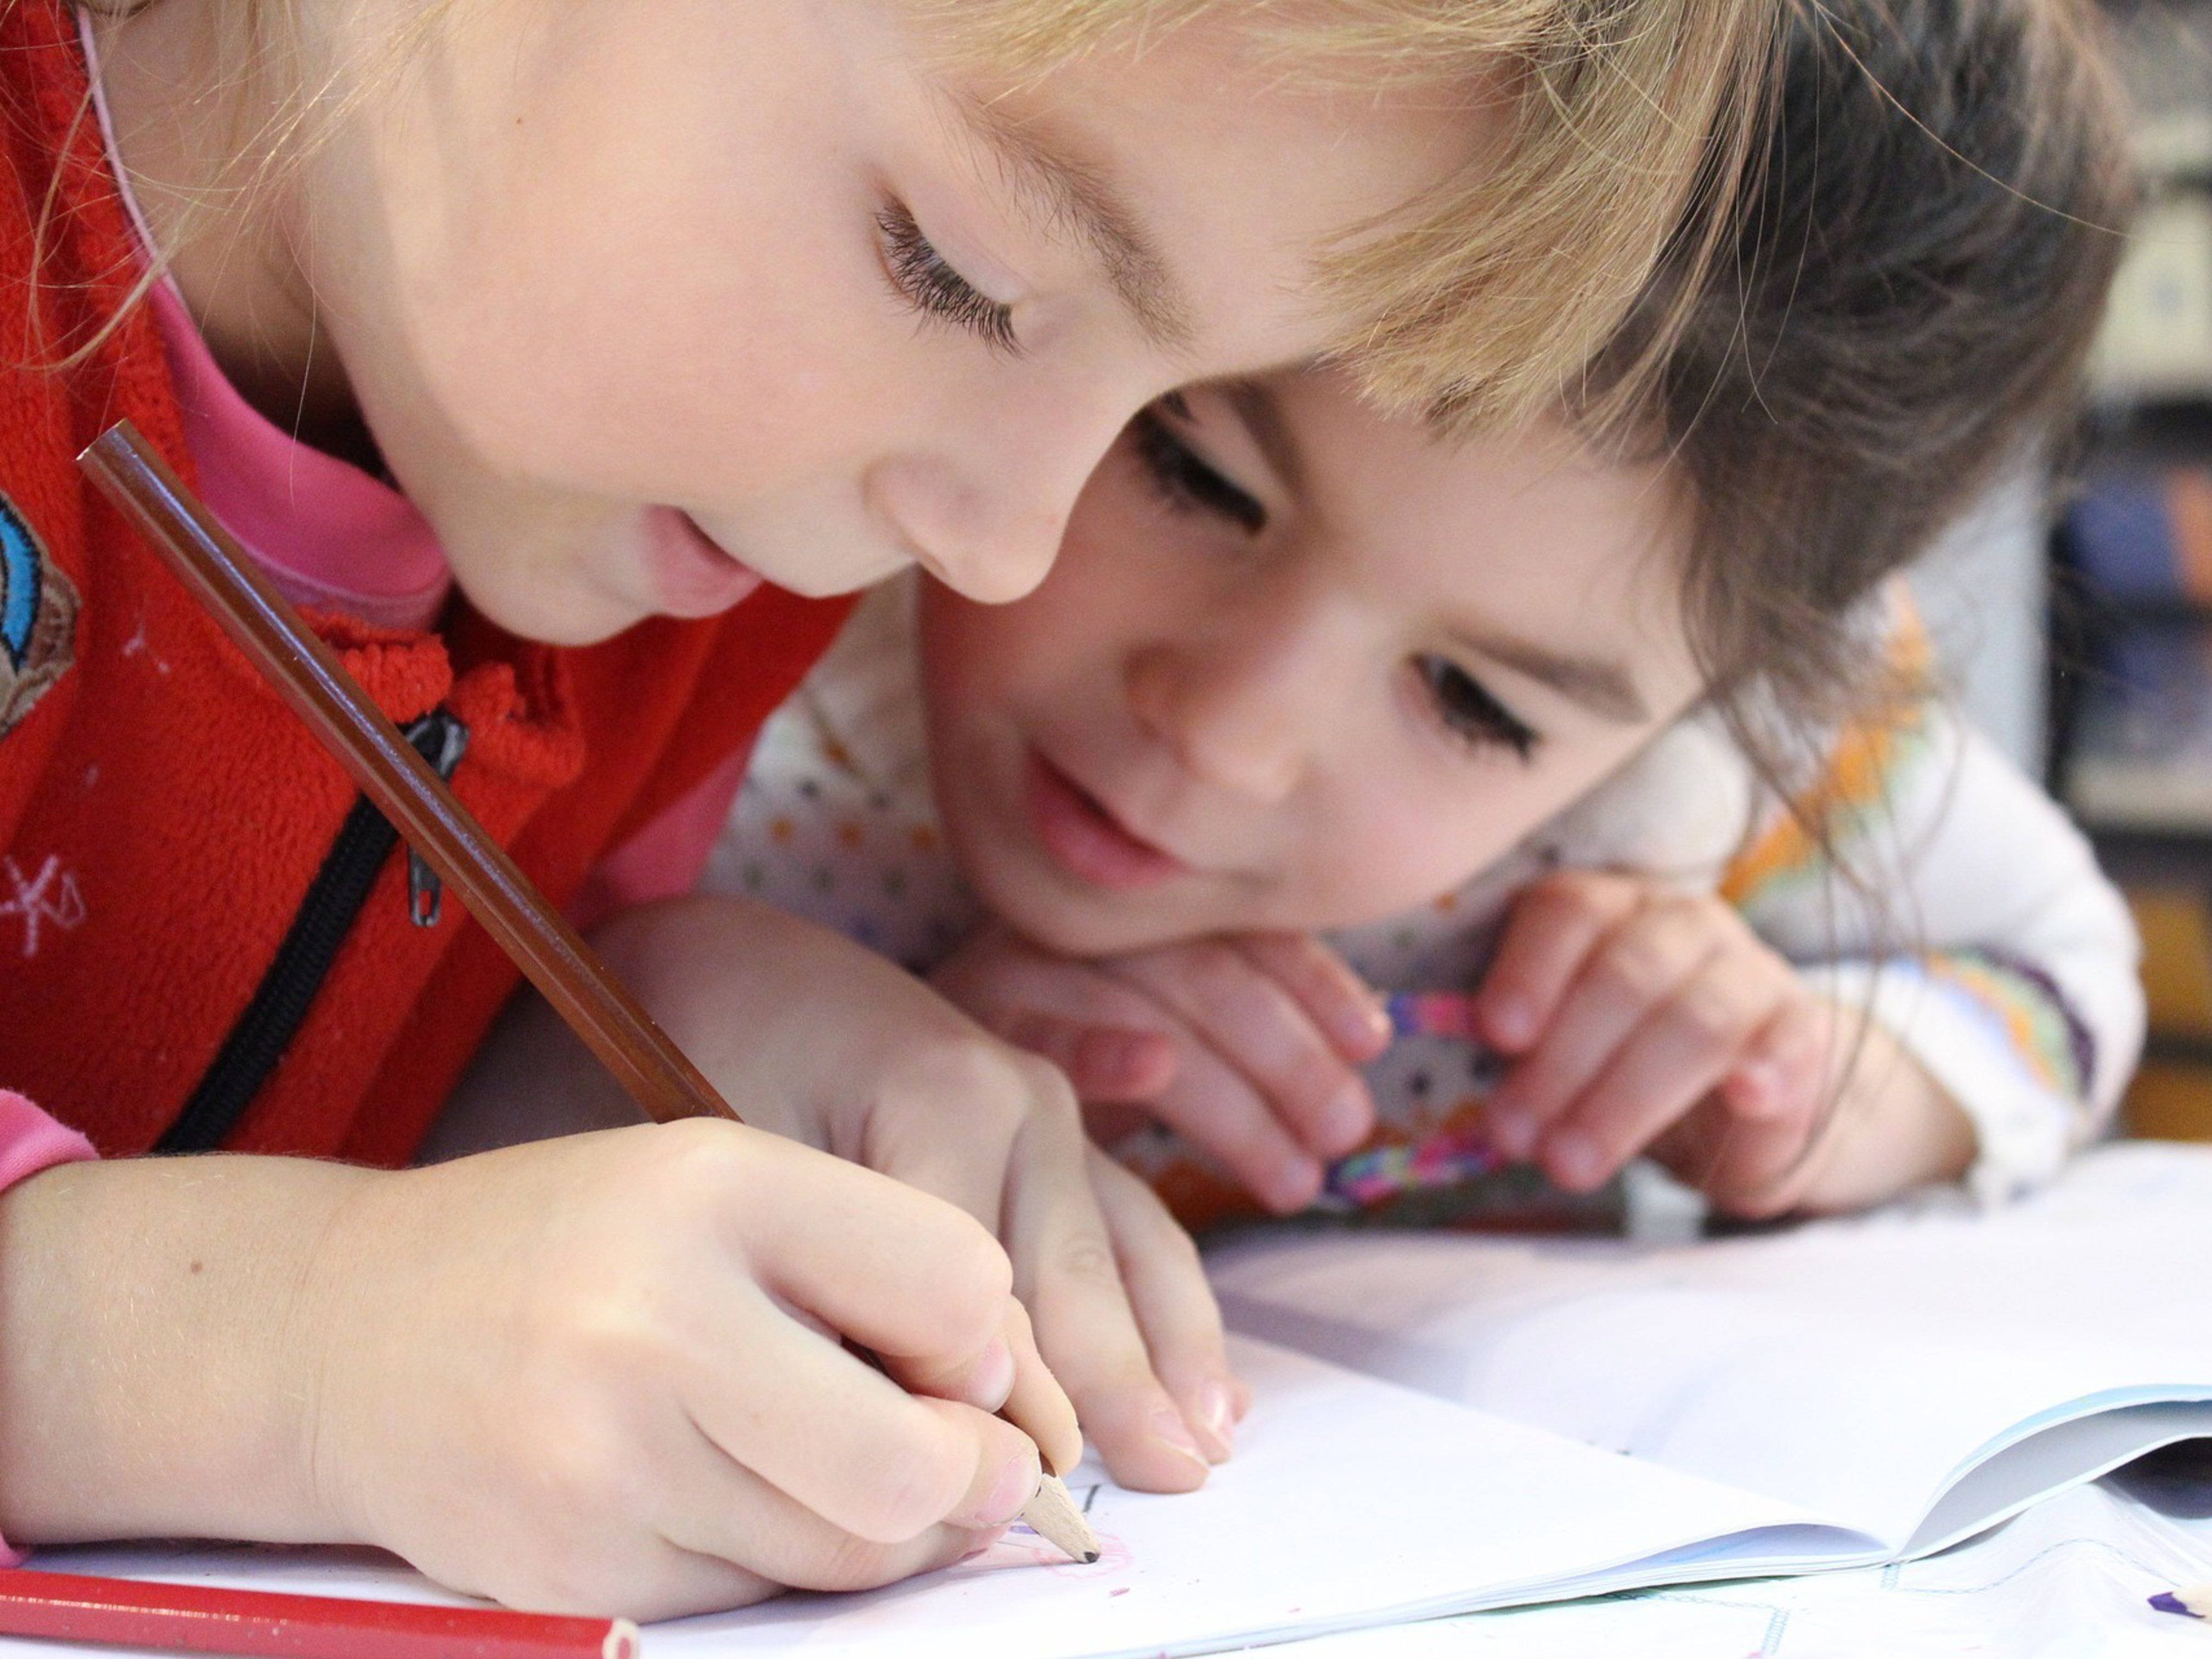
[1274,374,1667,526]
[1245,373,1697,651]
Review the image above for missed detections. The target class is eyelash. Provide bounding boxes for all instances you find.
[877,203,1020,356]
[1130,406,1267,533]
[1415,656,1539,761]
[1130,404,1536,761]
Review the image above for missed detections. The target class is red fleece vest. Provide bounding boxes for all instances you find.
[0,1,851,1164]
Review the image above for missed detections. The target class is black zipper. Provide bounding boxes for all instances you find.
[159,709,470,1153]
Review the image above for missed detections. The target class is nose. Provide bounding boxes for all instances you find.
[862,391,1134,606]
[1125,594,1339,805]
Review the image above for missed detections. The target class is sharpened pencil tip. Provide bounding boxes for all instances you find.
[2151,1592,2200,1618]
[1080,1550,1100,1565]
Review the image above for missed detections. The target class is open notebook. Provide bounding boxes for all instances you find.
[30,1143,2212,1659]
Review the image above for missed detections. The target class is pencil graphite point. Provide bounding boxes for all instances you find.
[1020,1474,1101,1564]
[2151,1590,2204,1619]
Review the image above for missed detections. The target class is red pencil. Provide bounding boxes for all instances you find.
[0,1568,637,1659]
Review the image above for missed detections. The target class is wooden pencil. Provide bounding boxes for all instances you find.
[0,1568,636,1659]
[79,423,733,1131]
[78,419,1099,1570]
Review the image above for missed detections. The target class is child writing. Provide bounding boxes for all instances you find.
[0,0,1769,1618]
[693,0,2141,1249]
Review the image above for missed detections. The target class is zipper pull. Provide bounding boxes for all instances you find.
[400,709,471,928]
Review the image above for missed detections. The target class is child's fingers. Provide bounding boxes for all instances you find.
[1483,898,1716,1160]
[663,1398,1025,1587]
[933,932,1180,1105]
[1000,1108,1216,1494]
[1720,995,1833,1125]
[1233,932,1392,1063]
[992,1008,1181,1103]
[1143,1041,1328,1214]
[1687,1002,1844,1214]
[1532,953,1790,1190]
[1109,941,1373,1161]
[990,1296,1086,1479]
[684,1286,1041,1547]
[853,1037,1093,1240]
[1085,1147,1243,1464]
[735,1128,1020,1402]
[1470,871,1643,1052]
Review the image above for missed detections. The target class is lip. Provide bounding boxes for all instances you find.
[1023,749,1190,891]
[641,507,765,617]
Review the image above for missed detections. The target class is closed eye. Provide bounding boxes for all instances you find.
[1415,654,1538,760]
[1130,406,1266,533]
[877,202,1020,356]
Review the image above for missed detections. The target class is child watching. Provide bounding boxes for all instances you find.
[706,0,2141,1243]
[0,0,1768,1617]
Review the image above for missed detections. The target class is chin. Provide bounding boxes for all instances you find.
[983,874,1192,961]
[450,568,642,648]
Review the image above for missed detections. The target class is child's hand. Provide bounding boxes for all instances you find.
[592,898,1242,1494]
[932,925,1391,1214]
[0,1135,1046,1620]
[1470,871,1973,1216]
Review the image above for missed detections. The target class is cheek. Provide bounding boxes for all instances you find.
[1290,746,1626,928]
[385,63,884,497]
[1291,789,1528,924]
[404,215,880,503]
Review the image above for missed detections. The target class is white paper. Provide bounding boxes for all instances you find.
[1211,1143,2212,1542]
[24,1145,2212,1659]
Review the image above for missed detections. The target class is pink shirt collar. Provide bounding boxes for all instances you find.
[83,14,452,633]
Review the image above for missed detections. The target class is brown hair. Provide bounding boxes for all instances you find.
[1584,0,2134,781]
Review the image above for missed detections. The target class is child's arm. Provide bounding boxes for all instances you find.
[0,1120,1057,1617]
[448,893,1243,1486]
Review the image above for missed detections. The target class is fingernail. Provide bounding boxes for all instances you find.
[1324,1085,1372,1153]
[1547,1132,1602,1190]
[966,1339,1015,1412]
[1344,992,1392,1054]
[1150,1405,1211,1473]
[1195,1380,1238,1462]
[1268,1156,1323,1214]
[1487,1106,1536,1159]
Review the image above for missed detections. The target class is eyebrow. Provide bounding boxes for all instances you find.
[1452,629,1651,725]
[953,93,1196,354]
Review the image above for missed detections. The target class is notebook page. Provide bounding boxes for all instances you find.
[656,1336,1831,1658]
[1211,1143,2212,1547]
[23,1335,1832,1659]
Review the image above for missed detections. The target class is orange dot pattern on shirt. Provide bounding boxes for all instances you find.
[716,728,979,973]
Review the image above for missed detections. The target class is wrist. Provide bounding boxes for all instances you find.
[0,1154,379,1547]
[1796,1024,1975,1213]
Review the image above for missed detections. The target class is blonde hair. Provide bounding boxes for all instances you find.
[76,0,1770,435]
[930,0,1775,433]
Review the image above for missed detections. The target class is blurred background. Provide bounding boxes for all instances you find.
[1959,0,2212,1138]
